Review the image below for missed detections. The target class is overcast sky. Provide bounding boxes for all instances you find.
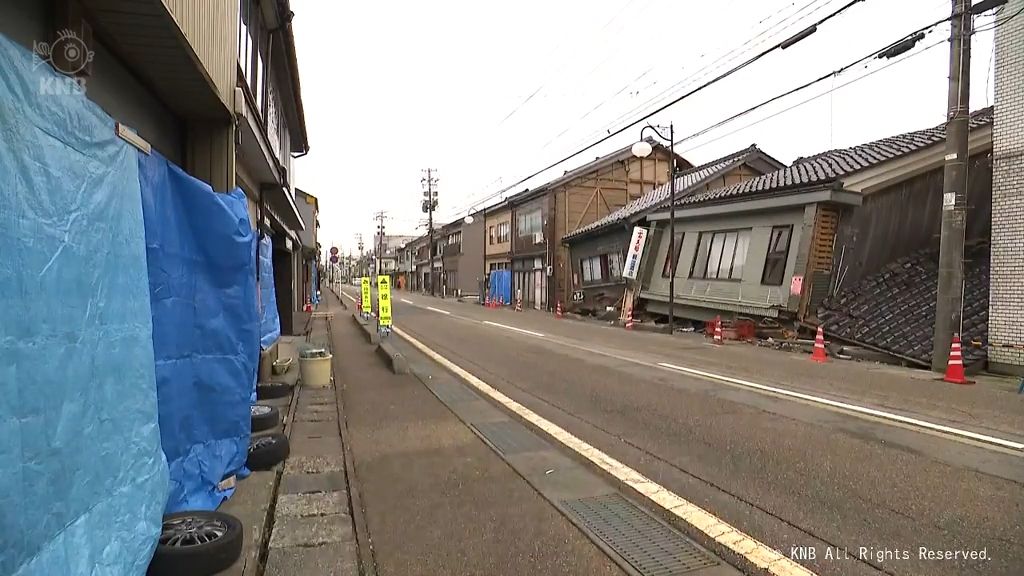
[292,0,998,256]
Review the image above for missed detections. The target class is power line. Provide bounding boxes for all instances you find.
[443,0,867,218]
[557,0,839,154]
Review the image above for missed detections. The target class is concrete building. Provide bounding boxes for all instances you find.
[1,0,310,338]
[438,211,485,298]
[989,0,1024,375]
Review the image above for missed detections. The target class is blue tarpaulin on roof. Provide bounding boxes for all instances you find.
[138,151,258,513]
[259,235,281,349]
[0,33,169,576]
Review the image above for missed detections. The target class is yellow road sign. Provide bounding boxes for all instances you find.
[360,277,372,312]
[377,275,392,326]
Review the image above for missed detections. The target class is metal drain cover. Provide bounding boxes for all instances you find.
[470,420,549,455]
[561,493,719,576]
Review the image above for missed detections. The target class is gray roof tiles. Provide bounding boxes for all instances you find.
[681,107,994,207]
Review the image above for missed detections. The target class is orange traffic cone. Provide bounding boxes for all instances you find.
[556,301,563,318]
[515,296,523,312]
[625,308,634,330]
[942,334,972,384]
[484,294,491,308]
[811,326,828,363]
[712,316,723,345]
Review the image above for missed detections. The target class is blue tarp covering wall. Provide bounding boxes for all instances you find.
[259,235,281,349]
[0,33,169,576]
[139,151,259,513]
[488,270,512,305]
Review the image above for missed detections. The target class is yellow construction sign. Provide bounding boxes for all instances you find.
[377,275,392,326]
[360,277,372,312]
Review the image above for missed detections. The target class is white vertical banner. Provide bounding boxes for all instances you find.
[622,226,648,280]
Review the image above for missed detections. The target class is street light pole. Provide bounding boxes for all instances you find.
[634,123,677,334]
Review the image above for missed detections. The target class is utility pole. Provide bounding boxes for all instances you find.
[933,0,972,371]
[374,210,387,277]
[355,233,364,278]
[421,169,439,296]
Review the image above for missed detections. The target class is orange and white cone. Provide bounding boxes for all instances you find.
[484,294,491,308]
[811,326,828,363]
[712,316,723,345]
[556,301,563,318]
[515,297,522,312]
[943,334,972,384]
[625,308,634,330]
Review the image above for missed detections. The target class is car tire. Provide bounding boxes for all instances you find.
[256,382,292,401]
[251,404,280,432]
[147,511,244,576]
[247,433,290,471]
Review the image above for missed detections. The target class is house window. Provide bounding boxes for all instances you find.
[761,225,793,285]
[497,221,510,243]
[661,233,684,278]
[489,226,495,245]
[516,209,542,237]
[580,252,623,285]
[691,229,751,281]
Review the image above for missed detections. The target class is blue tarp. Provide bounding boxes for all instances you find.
[258,235,281,349]
[138,151,258,512]
[0,33,169,576]
[488,270,512,305]
[311,261,320,305]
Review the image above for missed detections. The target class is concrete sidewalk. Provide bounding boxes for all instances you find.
[327,290,627,576]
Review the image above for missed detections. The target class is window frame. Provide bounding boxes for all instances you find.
[661,233,684,278]
[760,225,793,286]
[689,228,751,281]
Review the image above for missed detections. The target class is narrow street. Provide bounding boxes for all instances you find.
[343,287,1023,576]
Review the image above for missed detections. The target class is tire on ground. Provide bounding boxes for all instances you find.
[256,382,292,401]
[250,404,280,432]
[247,433,290,470]
[148,511,244,576]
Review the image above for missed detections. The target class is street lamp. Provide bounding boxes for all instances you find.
[632,123,677,334]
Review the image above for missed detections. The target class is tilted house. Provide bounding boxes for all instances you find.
[562,145,784,315]
[635,108,994,368]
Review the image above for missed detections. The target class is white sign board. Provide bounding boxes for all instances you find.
[622,227,648,280]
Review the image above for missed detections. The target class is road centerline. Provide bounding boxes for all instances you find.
[483,320,545,338]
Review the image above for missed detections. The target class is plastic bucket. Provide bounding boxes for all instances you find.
[299,354,333,387]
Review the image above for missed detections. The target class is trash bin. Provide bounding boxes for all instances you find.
[298,348,332,387]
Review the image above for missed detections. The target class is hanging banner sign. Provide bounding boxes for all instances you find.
[622,226,648,280]
[360,277,372,312]
[377,275,393,327]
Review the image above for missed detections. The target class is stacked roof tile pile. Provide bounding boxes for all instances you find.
[817,244,990,366]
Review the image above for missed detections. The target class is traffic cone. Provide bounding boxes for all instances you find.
[515,296,522,312]
[811,326,828,363]
[556,301,563,318]
[484,294,490,308]
[625,308,634,330]
[712,316,723,345]
[942,334,972,384]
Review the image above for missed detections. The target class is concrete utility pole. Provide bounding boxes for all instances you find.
[355,233,364,278]
[933,0,972,371]
[421,169,439,296]
[374,210,387,277]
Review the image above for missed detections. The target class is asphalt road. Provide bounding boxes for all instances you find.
[347,287,1024,576]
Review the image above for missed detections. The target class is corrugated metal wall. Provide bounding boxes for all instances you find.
[162,0,238,106]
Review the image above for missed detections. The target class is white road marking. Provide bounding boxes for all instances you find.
[427,306,451,315]
[345,287,1021,453]
[401,298,414,304]
[393,326,817,576]
[483,321,544,338]
[658,362,1024,451]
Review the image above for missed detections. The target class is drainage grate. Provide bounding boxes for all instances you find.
[430,382,481,405]
[470,420,549,455]
[561,494,719,576]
